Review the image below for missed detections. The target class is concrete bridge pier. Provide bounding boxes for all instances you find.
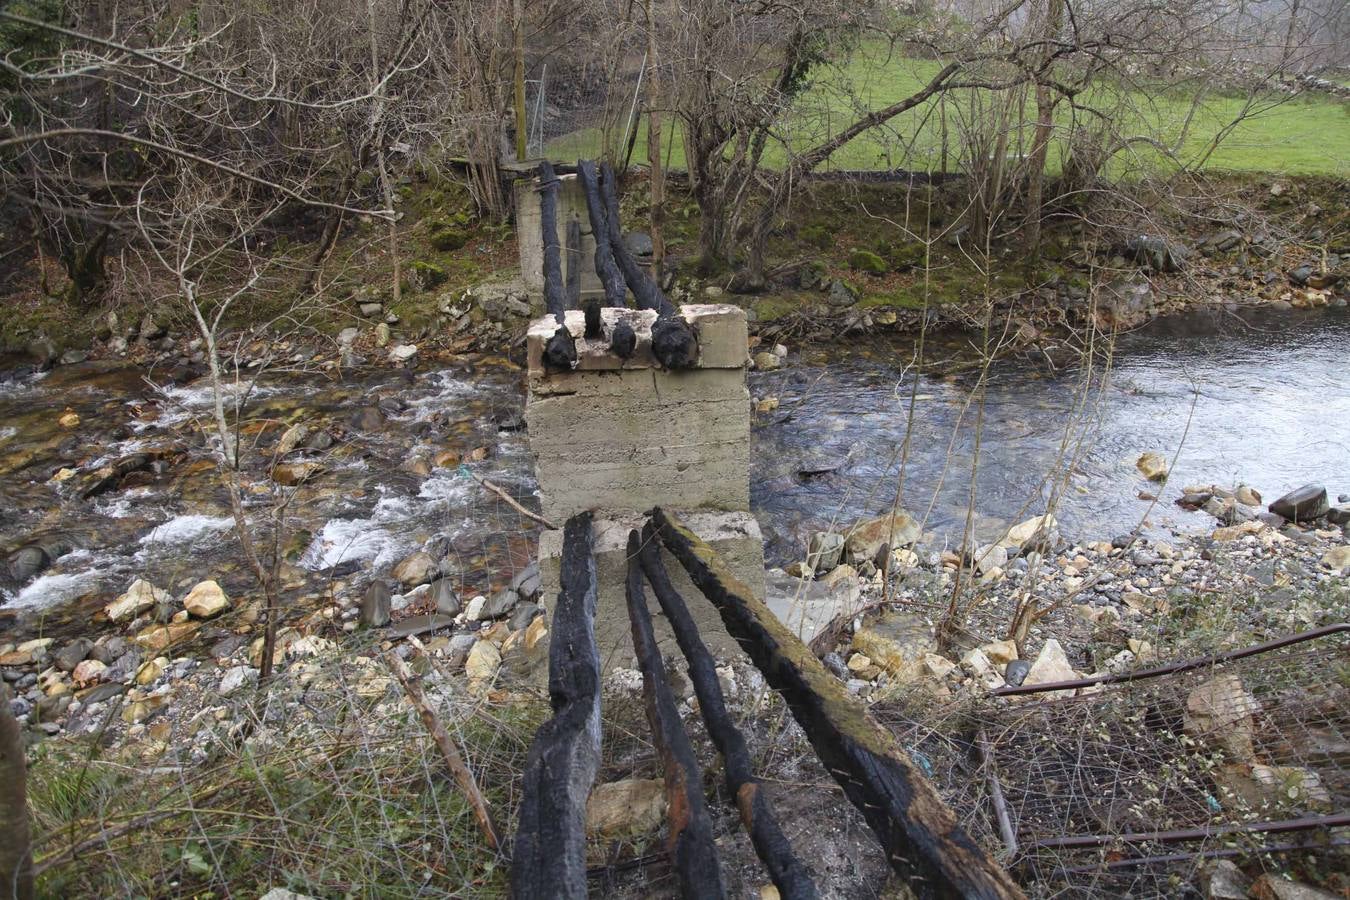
[526,303,765,666]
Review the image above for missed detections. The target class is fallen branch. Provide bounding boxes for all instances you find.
[652,507,1025,900]
[637,523,817,899]
[469,472,558,530]
[384,652,502,852]
[625,530,727,899]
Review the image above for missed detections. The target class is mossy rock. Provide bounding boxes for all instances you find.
[885,244,926,272]
[409,261,448,291]
[429,223,470,252]
[848,249,888,275]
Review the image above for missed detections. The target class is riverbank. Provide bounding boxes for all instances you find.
[9,479,1347,897]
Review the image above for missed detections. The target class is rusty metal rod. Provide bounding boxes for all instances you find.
[1056,837,1350,874]
[992,623,1349,697]
[1024,812,1350,851]
[625,530,727,899]
[637,522,819,899]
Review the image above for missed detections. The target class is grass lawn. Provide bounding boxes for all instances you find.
[546,42,1350,177]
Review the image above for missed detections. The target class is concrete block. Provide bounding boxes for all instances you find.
[526,304,748,378]
[538,511,765,668]
[514,174,603,298]
[525,366,750,522]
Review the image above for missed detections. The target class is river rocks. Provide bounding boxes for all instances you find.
[586,778,667,839]
[479,587,518,620]
[273,461,325,486]
[844,511,920,565]
[52,638,93,672]
[1325,505,1350,526]
[1234,484,1262,507]
[807,531,845,573]
[981,639,1019,667]
[1124,234,1188,273]
[1248,874,1340,900]
[1199,860,1250,899]
[752,351,780,371]
[134,657,165,685]
[1136,452,1169,481]
[428,578,460,617]
[72,658,107,687]
[1000,514,1059,555]
[1321,545,1350,574]
[826,278,859,308]
[510,562,540,602]
[850,612,935,681]
[135,621,200,652]
[1022,639,1079,697]
[360,581,392,627]
[1184,674,1260,763]
[1269,484,1329,522]
[465,640,500,684]
[972,544,1008,575]
[388,344,418,366]
[391,550,437,588]
[122,691,168,724]
[275,423,310,456]
[8,545,52,583]
[183,580,231,618]
[350,405,385,431]
[387,614,457,639]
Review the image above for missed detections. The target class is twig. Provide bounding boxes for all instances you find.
[469,472,558,530]
[977,728,1018,857]
[383,652,502,852]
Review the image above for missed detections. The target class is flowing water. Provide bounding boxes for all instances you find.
[2,305,1347,627]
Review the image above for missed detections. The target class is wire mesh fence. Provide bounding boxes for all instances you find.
[876,627,1350,898]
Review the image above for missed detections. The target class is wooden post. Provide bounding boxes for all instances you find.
[536,161,576,370]
[576,159,630,308]
[510,512,601,900]
[651,508,1026,900]
[625,531,727,899]
[637,523,818,900]
[564,215,582,310]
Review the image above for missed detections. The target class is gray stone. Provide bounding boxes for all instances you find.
[103,649,143,683]
[429,578,460,617]
[387,614,457,639]
[53,638,93,672]
[391,550,437,587]
[480,587,518,620]
[826,278,859,308]
[508,601,542,633]
[359,302,383,318]
[360,581,392,628]
[808,532,845,572]
[624,231,654,257]
[821,652,850,680]
[1269,484,1329,522]
[764,568,862,647]
[1005,659,1032,687]
[1325,505,1350,526]
[89,637,128,665]
[509,562,541,601]
[446,634,477,669]
[350,405,385,431]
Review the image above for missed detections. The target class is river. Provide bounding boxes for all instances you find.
[2,306,1347,627]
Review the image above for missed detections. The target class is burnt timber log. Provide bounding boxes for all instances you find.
[651,507,1026,900]
[537,161,577,371]
[564,216,583,311]
[510,512,602,900]
[576,159,629,309]
[637,523,818,900]
[598,162,698,369]
[625,530,727,899]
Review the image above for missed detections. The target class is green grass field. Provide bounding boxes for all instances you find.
[547,43,1350,177]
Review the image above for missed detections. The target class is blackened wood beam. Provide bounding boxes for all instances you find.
[650,508,1027,900]
[637,523,818,900]
[598,162,698,369]
[537,161,577,371]
[510,512,601,900]
[564,215,583,311]
[625,530,727,899]
[576,159,630,309]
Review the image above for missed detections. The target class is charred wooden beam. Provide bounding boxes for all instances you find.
[584,300,603,341]
[576,159,629,309]
[598,162,698,369]
[651,507,1026,900]
[565,216,582,310]
[511,512,601,900]
[625,530,727,899]
[537,161,577,371]
[637,523,818,900]
[610,320,637,359]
